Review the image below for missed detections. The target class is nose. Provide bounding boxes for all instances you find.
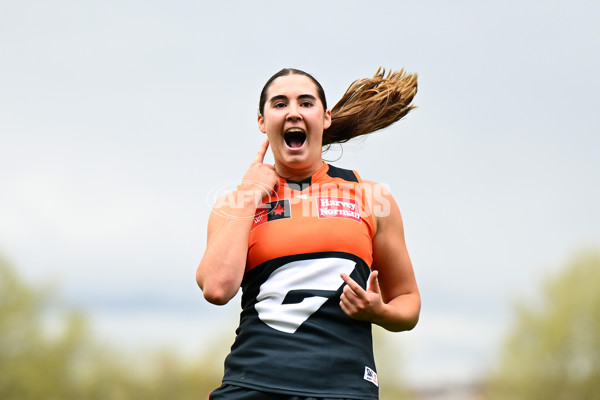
[286,102,302,121]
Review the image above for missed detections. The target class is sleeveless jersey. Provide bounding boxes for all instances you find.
[221,162,379,399]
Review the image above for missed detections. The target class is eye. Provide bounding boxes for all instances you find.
[300,101,313,107]
[274,102,287,109]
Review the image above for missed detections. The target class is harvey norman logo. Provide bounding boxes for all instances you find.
[317,197,361,223]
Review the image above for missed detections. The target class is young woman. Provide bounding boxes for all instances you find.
[197,68,420,400]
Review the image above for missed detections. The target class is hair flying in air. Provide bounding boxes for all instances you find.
[324,67,418,146]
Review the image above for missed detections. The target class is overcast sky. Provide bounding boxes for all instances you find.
[1,0,599,388]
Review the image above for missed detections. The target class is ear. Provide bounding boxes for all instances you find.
[323,109,332,130]
[258,114,266,133]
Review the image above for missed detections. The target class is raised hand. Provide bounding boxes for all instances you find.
[239,139,279,197]
[198,139,279,305]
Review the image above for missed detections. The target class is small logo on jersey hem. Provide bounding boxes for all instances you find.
[317,196,361,222]
[251,200,291,230]
[364,366,379,387]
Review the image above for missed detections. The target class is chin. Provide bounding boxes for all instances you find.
[278,152,311,168]
[282,155,309,166]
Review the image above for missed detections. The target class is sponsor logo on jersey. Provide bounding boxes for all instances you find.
[252,200,291,230]
[364,366,379,387]
[317,197,361,222]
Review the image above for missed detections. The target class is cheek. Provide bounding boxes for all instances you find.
[261,114,283,132]
[265,130,282,147]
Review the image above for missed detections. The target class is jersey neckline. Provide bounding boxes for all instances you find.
[281,161,329,191]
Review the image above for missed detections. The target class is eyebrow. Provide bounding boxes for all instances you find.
[268,94,317,104]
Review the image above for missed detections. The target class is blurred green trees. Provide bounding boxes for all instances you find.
[0,256,85,399]
[0,252,417,399]
[0,255,222,400]
[485,250,600,399]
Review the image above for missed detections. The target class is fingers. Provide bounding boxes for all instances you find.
[340,271,384,323]
[252,139,270,165]
[341,271,380,300]
[240,139,279,196]
[368,270,380,294]
[342,272,379,294]
[340,273,369,320]
[341,273,364,296]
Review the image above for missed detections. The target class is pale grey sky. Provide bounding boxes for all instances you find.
[1,0,599,387]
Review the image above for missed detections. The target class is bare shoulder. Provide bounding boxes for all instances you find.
[359,180,402,235]
[360,179,392,197]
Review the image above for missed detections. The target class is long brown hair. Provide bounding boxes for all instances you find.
[325,68,417,146]
[259,67,418,147]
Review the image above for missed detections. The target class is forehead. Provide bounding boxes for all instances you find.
[266,74,320,99]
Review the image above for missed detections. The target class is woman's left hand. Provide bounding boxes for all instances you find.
[340,271,385,323]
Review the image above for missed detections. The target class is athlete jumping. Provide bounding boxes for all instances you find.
[197,68,421,400]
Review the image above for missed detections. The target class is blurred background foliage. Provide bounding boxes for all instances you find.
[485,250,600,399]
[3,249,600,399]
[0,254,223,400]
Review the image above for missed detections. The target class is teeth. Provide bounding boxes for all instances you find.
[284,128,306,148]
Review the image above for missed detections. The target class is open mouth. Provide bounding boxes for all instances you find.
[284,129,306,149]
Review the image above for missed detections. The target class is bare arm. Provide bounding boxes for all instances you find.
[340,182,420,332]
[196,139,279,305]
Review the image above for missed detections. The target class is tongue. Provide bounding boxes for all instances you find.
[289,138,304,148]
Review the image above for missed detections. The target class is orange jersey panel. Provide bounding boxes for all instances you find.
[246,162,375,272]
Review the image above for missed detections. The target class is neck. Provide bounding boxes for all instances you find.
[275,160,324,182]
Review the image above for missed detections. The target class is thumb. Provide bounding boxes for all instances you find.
[368,270,381,294]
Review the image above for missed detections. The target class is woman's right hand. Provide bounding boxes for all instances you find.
[238,139,279,199]
[196,139,279,305]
